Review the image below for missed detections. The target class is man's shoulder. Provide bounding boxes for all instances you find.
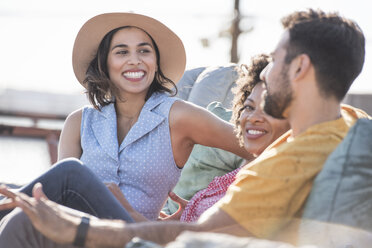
[341,104,371,126]
[241,128,339,176]
[238,105,371,177]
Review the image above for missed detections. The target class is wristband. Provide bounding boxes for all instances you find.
[73,216,90,247]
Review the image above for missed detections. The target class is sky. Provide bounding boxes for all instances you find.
[0,0,371,95]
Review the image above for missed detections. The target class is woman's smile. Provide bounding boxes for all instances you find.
[123,69,146,82]
[244,127,268,140]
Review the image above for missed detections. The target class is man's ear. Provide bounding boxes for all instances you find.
[291,54,311,82]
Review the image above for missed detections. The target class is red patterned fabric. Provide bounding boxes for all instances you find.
[180,167,242,222]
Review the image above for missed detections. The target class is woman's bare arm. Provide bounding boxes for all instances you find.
[169,100,253,167]
[58,109,83,160]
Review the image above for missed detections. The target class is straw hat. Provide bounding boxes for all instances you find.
[72,12,186,87]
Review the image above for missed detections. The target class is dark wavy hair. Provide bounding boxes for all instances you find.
[232,54,270,146]
[281,9,365,101]
[84,26,177,109]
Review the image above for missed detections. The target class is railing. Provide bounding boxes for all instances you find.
[0,111,65,165]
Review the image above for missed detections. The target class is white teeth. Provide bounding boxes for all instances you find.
[124,71,144,79]
[247,129,265,135]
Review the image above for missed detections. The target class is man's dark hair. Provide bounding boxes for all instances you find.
[282,9,365,101]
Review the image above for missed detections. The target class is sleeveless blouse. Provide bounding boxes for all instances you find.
[80,92,182,220]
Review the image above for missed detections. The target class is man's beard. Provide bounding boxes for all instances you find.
[263,70,293,119]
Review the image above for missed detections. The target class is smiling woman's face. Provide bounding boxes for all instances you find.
[239,82,290,156]
[107,27,157,98]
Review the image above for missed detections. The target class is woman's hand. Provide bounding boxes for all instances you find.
[104,182,148,222]
[159,192,189,221]
[104,182,129,208]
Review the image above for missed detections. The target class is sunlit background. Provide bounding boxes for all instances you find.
[0,0,371,184]
[1,0,371,94]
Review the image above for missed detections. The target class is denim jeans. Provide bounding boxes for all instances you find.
[0,158,134,222]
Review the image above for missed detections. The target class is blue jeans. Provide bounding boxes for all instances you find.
[0,158,134,222]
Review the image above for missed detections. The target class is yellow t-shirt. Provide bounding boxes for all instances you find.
[215,105,370,239]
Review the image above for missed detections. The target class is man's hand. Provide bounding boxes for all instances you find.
[0,186,18,211]
[159,192,189,221]
[0,183,89,245]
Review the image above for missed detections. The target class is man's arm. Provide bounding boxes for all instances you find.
[85,204,253,247]
[1,183,252,247]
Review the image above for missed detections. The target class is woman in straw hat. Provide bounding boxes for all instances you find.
[0,12,251,222]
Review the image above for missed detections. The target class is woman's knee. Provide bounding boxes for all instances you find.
[51,158,89,176]
[56,157,83,167]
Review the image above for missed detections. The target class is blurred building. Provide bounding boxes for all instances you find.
[0,89,88,185]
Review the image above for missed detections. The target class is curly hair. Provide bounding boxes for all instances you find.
[231,54,270,146]
[84,26,177,110]
[281,9,365,101]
